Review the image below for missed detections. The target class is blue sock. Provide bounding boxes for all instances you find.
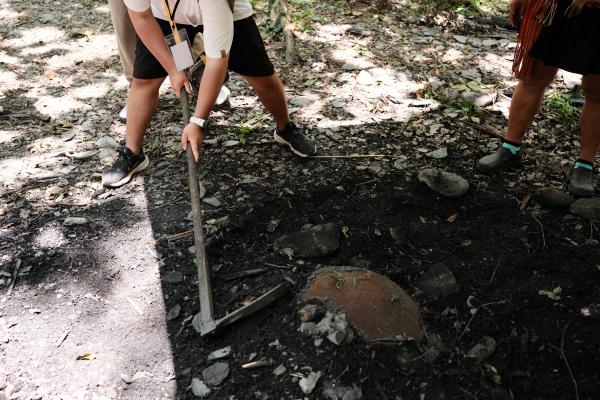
[502,141,521,155]
[574,159,593,170]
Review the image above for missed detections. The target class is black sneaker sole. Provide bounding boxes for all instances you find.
[273,131,315,158]
[103,156,150,188]
[476,158,522,174]
[567,183,595,198]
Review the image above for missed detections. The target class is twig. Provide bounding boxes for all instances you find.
[479,123,505,140]
[531,213,546,251]
[489,256,503,284]
[6,259,22,297]
[55,327,72,347]
[242,358,273,369]
[308,154,385,160]
[457,300,507,341]
[147,192,188,211]
[263,262,291,270]
[126,297,144,315]
[554,321,580,400]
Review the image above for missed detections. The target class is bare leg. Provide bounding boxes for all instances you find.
[579,75,600,162]
[506,59,559,143]
[125,77,165,154]
[244,74,289,131]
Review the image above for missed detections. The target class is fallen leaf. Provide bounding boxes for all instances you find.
[76,352,96,360]
[447,213,459,223]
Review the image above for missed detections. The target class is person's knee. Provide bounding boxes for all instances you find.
[583,77,600,103]
[131,77,163,93]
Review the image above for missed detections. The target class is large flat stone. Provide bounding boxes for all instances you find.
[303,267,421,341]
[570,198,600,220]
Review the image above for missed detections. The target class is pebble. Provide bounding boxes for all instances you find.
[162,271,184,284]
[570,198,600,220]
[426,147,448,159]
[63,217,89,226]
[322,382,363,400]
[203,197,222,208]
[222,140,239,147]
[94,136,119,149]
[415,263,459,299]
[299,371,322,394]
[534,188,575,209]
[273,364,287,376]
[191,378,211,397]
[417,168,470,198]
[466,336,497,363]
[166,304,181,321]
[202,362,229,387]
[356,70,374,86]
[290,96,313,106]
[207,346,232,361]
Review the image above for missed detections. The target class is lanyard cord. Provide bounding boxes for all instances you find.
[160,0,182,43]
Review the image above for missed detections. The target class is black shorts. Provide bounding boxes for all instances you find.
[133,16,275,79]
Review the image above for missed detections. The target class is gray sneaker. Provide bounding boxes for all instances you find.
[476,145,521,173]
[102,147,149,188]
[568,167,595,197]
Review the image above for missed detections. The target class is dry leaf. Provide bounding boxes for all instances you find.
[76,352,96,361]
[447,213,459,223]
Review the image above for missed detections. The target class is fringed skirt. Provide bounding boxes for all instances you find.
[530,0,600,75]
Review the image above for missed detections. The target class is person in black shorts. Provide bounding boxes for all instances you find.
[102,1,316,189]
[477,0,600,197]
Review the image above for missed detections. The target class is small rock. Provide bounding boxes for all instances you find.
[63,217,89,226]
[415,263,459,299]
[203,197,222,208]
[534,188,575,209]
[418,168,469,198]
[570,198,600,220]
[222,140,239,147]
[207,346,232,361]
[191,378,211,397]
[95,136,119,148]
[204,138,218,146]
[61,130,76,142]
[162,271,184,284]
[426,148,448,159]
[461,91,496,107]
[299,371,322,394]
[356,70,374,86]
[314,338,324,347]
[290,97,313,106]
[327,330,346,346]
[331,99,346,108]
[322,382,363,400]
[192,312,203,333]
[466,336,497,363]
[273,364,287,376]
[299,322,319,336]
[273,223,340,258]
[166,304,181,321]
[120,373,133,384]
[202,362,229,387]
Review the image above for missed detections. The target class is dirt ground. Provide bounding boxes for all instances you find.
[1,0,599,399]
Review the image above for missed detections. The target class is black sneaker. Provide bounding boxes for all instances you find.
[568,167,595,197]
[476,145,521,173]
[274,122,316,157]
[102,147,149,188]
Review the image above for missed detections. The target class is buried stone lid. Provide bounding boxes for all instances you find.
[302,267,421,342]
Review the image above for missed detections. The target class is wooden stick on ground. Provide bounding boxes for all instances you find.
[308,154,385,160]
[6,259,22,297]
[479,123,506,140]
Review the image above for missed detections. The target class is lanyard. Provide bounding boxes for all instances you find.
[160,0,182,43]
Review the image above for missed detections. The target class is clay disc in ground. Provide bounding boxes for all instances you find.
[303,268,421,341]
